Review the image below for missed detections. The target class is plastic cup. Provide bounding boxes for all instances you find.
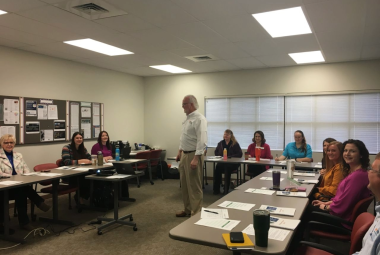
[253,209,270,247]
[244,152,249,160]
[272,171,280,189]
[255,147,261,161]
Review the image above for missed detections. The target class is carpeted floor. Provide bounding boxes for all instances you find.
[0,177,356,255]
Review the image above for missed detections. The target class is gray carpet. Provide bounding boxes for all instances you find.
[1,179,233,255]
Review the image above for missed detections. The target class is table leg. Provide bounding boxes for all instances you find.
[224,164,229,195]
[148,161,154,185]
[0,190,24,243]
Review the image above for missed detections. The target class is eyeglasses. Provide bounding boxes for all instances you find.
[182,103,190,106]
[3,142,15,145]
[367,167,380,173]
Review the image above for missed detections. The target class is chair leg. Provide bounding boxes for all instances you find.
[160,163,164,181]
[13,201,17,217]
[68,193,72,210]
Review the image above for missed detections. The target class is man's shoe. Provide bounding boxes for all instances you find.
[20,224,35,232]
[175,211,190,217]
[37,202,51,212]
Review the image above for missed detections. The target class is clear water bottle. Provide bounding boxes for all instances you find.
[115,145,120,161]
[97,151,103,166]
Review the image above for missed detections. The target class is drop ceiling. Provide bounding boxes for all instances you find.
[0,0,379,77]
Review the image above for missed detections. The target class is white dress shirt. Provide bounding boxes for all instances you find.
[179,110,207,156]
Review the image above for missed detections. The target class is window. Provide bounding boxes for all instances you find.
[206,93,380,154]
[205,97,284,149]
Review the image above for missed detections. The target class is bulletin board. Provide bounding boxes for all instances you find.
[0,96,21,144]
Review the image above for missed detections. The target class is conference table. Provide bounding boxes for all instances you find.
[169,170,320,255]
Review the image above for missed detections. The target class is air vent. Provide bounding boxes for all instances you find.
[73,3,109,15]
[185,54,218,62]
[54,0,128,20]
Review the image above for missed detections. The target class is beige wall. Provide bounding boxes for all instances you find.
[0,46,145,168]
[143,60,380,166]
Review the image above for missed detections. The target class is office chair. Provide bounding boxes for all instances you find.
[132,151,153,185]
[296,212,375,255]
[149,149,163,180]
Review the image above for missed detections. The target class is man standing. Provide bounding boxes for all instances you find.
[176,95,207,217]
[354,152,380,255]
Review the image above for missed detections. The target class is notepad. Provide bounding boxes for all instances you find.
[269,216,300,230]
[245,188,275,195]
[259,205,296,216]
[276,191,307,197]
[195,219,240,231]
[0,181,23,186]
[218,201,255,211]
[242,224,290,241]
[222,233,255,250]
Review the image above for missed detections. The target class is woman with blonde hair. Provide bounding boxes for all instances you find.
[213,129,242,195]
[313,141,346,201]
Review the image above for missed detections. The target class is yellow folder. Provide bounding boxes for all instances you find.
[222,233,255,250]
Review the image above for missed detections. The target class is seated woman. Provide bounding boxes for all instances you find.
[91,131,113,163]
[275,130,313,162]
[320,138,336,175]
[246,131,271,178]
[309,139,372,228]
[0,134,50,232]
[313,141,346,201]
[213,129,242,195]
[61,132,91,201]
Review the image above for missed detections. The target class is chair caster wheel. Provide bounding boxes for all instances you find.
[98,231,102,235]
[133,226,137,231]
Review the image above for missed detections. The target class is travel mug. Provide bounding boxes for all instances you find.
[255,147,261,161]
[245,152,249,160]
[272,171,280,189]
[253,209,270,247]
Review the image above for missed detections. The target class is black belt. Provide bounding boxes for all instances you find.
[183,150,196,154]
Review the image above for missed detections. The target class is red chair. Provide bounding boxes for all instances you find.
[132,151,153,185]
[296,212,375,255]
[307,196,374,241]
[149,149,163,180]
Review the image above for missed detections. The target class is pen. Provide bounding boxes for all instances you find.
[204,210,218,214]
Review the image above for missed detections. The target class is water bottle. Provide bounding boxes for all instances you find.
[115,145,120,161]
[223,148,227,160]
[97,151,103,166]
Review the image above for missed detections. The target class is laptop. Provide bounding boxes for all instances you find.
[112,162,137,175]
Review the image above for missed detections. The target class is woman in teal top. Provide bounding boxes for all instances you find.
[275,130,313,162]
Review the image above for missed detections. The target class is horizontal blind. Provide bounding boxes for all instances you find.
[205,97,284,149]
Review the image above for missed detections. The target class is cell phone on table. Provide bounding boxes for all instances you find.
[230,232,244,243]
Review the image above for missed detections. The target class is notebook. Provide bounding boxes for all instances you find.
[222,233,255,250]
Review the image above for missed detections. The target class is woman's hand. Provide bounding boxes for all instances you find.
[104,156,113,163]
[312,200,325,206]
[320,169,326,175]
[79,159,91,164]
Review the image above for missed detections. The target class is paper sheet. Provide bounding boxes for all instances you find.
[194,219,240,231]
[245,188,275,195]
[48,105,58,119]
[259,177,284,181]
[276,191,307,197]
[25,100,37,116]
[71,168,89,171]
[93,103,100,125]
[259,205,296,216]
[242,224,290,241]
[201,207,229,219]
[38,173,63,177]
[81,107,91,118]
[293,172,315,177]
[0,126,16,138]
[106,174,131,179]
[37,104,48,120]
[25,121,40,134]
[40,129,53,142]
[218,201,255,211]
[56,166,76,170]
[81,119,91,139]
[0,181,23,186]
[70,102,79,137]
[270,217,300,230]
[267,170,287,174]
[293,178,318,184]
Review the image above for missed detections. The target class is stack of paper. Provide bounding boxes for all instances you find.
[267,170,287,174]
[245,188,275,195]
[259,205,296,216]
[242,224,290,241]
[293,172,315,177]
[293,178,319,184]
[195,219,240,231]
[0,181,23,186]
[218,201,256,211]
[270,216,300,230]
[276,191,307,197]
[201,207,229,219]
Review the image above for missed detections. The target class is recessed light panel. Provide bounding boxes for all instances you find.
[289,51,325,64]
[0,10,8,15]
[253,7,311,38]
[150,65,192,74]
[64,39,133,56]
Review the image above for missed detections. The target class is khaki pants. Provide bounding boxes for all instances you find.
[179,151,203,216]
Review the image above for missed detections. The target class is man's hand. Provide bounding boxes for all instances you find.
[190,157,199,169]
[176,152,181,162]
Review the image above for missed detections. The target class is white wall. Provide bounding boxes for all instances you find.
[143,60,380,166]
[0,46,145,168]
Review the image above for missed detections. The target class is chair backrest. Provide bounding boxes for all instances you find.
[134,151,151,168]
[34,163,58,172]
[349,195,374,222]
[350,212,375,254]
[150,150,162,166]
[56,159,63,167]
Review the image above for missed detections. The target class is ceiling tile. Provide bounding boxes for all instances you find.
[17,45,81,61]
[236,38,282,57]
[107,0,197,27]
[322,46,361,62]
[273,34,320,53]
[0,25,56,45]
[255,54,295,67]
[168,47,208,58]
[0,37,30,48]
[237,0,303,14]
[0,0,46,13]
[0,14,81,41]
[361,44,380,60]
[198,43,252,60]
[202,14,270,43]
[125,66,171,76]
[226,58,267,69]
[94,14,157,34]
[170,0,247,21]
[316,29,362,49]
[162,22,229,48]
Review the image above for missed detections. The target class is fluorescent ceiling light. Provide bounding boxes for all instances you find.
[150,65,192,74]
[0,10,8,15]
[289,51,325,64]
[252,7,312,38]
[64,39,133,56]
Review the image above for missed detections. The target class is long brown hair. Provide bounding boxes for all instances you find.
[295,130,307,153]
[225,129,237,146]
[322,137,336,168]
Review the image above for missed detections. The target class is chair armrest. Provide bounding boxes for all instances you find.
[299,241,345,255]
[311,212,353,226]
[307,221,352,235]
